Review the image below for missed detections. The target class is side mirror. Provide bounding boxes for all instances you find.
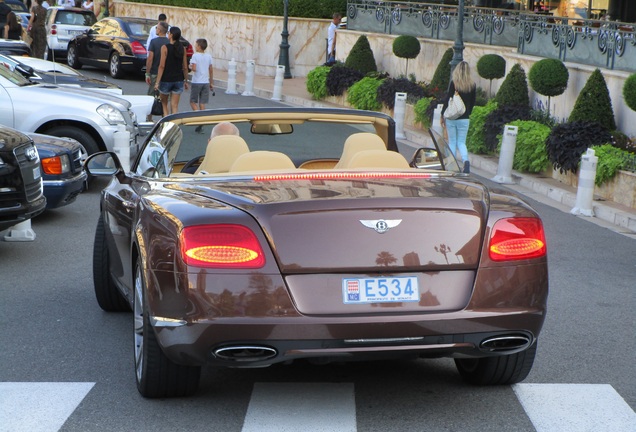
[410,147,443,170]
[85,151,121,176]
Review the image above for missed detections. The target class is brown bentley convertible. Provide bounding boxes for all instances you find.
[85,107,548,398]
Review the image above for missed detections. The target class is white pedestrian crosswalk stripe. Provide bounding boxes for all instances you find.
[0,382,94,432]
[241,382,357,432]
[513,383,636,432]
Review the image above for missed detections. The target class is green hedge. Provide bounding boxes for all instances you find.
[124,0,347,19]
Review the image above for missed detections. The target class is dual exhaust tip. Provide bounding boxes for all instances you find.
[480,335,531,353]
[214,345,277,362]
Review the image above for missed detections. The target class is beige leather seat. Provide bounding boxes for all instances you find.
[195,135,250,174]
[345,149,410,169]
[334,132,387,168]
[229,151,296,172]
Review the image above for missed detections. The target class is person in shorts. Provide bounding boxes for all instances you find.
[144,21,169,121]
[155,26,189,116]
[189,38,214,133]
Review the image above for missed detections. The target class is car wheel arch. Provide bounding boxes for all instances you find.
[37,121,105,154]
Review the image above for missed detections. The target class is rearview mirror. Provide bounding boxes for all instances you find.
[250,123,293,135]
[85,151,121,176]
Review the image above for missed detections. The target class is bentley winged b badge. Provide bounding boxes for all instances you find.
[360,219,402,234]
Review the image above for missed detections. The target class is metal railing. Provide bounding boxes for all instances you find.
[346,1,636,73]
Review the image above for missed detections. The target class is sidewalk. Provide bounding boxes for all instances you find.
[211,67,636,237]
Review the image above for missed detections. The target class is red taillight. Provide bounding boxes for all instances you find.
[131,41,146,55]
[488,218,546,261]
[50,24,57,35]
[180,224,265,268]
[186,43,194,56]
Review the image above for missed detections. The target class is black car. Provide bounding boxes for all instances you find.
[67,16,193,79]
[0,127,46,232]
[29,133,87,209]
[0,39,30,56]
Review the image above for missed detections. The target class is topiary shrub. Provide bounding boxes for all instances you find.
[484,104,532,152]
[429,48,453,95]
[345,35,378,75]
[569,69,616,131]
[528,58,569,116]
[475,87,488,107]
[376,77,427,109]
[476,54,506,98]
[347,77,384,111]
[325,65,364,96]
[497,120,551,173]
[622,73,636,112]
[466,100,498,154]
[414,97,434,129]
[495,63,530,108]
[545,121,612,173]
[592,144,629,185]
[306,66,330,100]
[392,35,421,77]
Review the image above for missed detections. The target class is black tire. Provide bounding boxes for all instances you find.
[44,126,100,155]
[133,262,200,398]
[67,43,82,69]
[109,52,123,79]
[93,215,129,312]
[454,342,538,385]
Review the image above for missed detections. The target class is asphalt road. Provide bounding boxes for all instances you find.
[0,70,634,432]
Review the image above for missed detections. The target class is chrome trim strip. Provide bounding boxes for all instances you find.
[151,316,187,327]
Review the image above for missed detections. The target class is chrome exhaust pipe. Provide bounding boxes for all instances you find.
[480,335,531,353]
[213,346,277,362]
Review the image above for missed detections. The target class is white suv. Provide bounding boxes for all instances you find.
[45,7,97,61]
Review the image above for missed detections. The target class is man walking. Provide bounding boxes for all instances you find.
[146,13,167,51]
[145,20,169,121]
[326,12,341,66]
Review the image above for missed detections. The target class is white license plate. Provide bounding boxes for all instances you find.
[33,166,40,180]
[68,30,84,36]
[342,277,419,304]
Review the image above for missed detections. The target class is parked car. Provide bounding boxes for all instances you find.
[0,39,30,56]
[5,0,27,14]
[0,126,46,232]
[85,107,549,398]
[67,16,193,79]
[45,6,97,60]
[0,53,119,89]
[29,132,87,209]
[0,61,140,156]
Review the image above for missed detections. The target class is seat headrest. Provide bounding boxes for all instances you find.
[345,150,410,169]
[335,132,386,168]
[230,151,296,172]
[195,135,249,174]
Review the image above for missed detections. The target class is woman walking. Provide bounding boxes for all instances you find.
[441,61,476,173]
[3,11,21,40]
[27,0,47,59]
[155,26,189,116]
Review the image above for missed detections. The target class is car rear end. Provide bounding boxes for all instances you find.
[46,8,96,57]
[144,173,548,371]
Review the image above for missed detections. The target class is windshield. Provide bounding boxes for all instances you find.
[0,61,33,86]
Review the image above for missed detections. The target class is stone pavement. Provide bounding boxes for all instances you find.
[210,68,636,237]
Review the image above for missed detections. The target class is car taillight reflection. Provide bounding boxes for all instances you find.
[180,224,266,268]
[488,217,546,261]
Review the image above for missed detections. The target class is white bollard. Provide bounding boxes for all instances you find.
[432,104,444,136]
[394,92,407,139]
[491,125,518,184]
[571,148,598,217]
[226,58,238,95]
[271,65,285,101]
[112,124,131,172]
[242,60,255,97]
[4,219,36,242]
